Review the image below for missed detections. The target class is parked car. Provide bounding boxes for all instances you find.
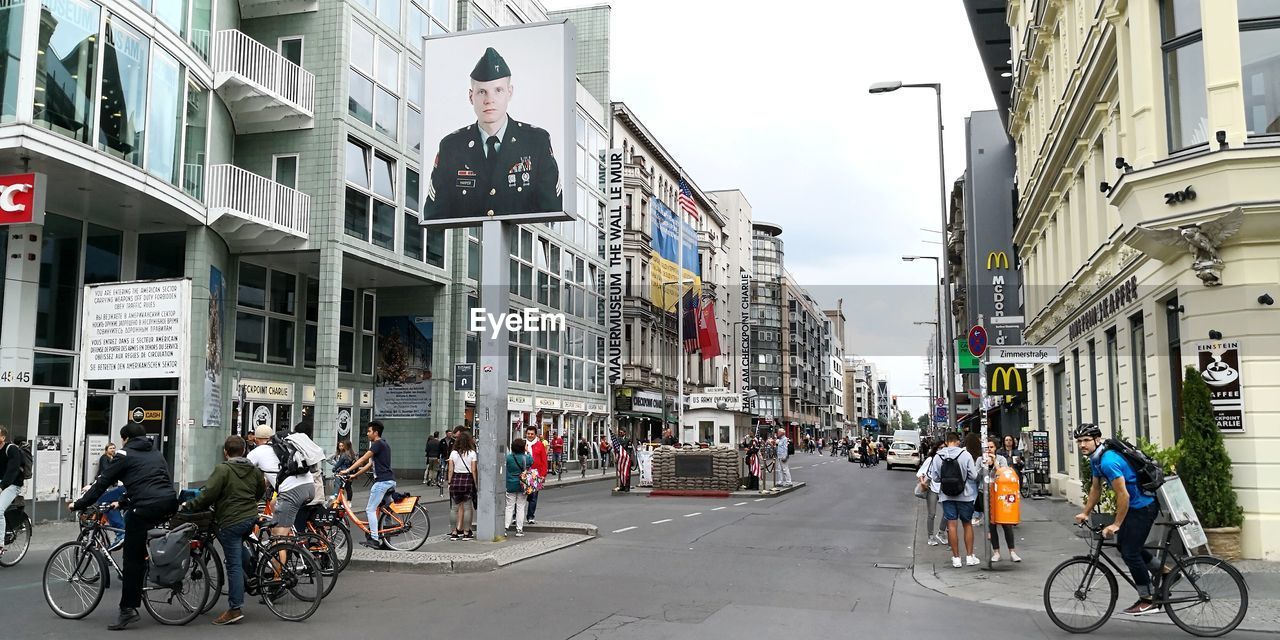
[884,441,920,471]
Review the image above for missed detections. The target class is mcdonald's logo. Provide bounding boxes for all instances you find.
[987,251,1010,270]
[988,364,1025,397]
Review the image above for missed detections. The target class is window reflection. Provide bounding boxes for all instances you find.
[147,48,183,185]
[35,0,101,143]
[183,83,208,199]
[100,16,150,166]
[0,1,21,121]
[37,213,83,350]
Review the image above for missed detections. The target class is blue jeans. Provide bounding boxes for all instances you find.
[367,480,396,540]
[217,518,257,611]
[1118,502,1160,598]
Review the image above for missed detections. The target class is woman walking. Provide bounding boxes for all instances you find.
[329,440,356,500]
[447,430,477,540]
[917,442,948,546]
[984,438,1020,562]
[505,438,533,537]
[614,429,632,492]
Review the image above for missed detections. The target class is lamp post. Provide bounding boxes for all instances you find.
[914,319,940,432]
[905,254,943,421]
[873,80,955,432]
[660,279,694,441]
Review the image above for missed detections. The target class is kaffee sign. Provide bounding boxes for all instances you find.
[0,173,47,226]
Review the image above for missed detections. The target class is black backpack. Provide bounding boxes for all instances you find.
[938,451,968,497]
[787,439,795,456]
[1103,437,1165,496]
[270,436,313,484]
[147,523,195,588]
[9,443,33,480]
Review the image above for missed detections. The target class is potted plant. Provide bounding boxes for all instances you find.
[1177,366,1245,560]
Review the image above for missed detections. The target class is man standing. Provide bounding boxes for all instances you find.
[776,429,792,487]
[927,431,980,568]
[341,421,396,549]
[0,426,25,558]
[424,432,441,485]
[424,47,561,221]
[523,427,548,525]
[180,435,266,626]
[550,430,565,475]
[71,424,178,630]
[661,428,679,446]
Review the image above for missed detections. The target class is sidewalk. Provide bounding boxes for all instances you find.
[910,493,1280,633]
[347,521,598,574]
[343,464,615,508]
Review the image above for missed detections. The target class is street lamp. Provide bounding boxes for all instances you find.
[913,319,941,435]
[906,252,944,424]
[874,79,955,432]
[660,279,695,441]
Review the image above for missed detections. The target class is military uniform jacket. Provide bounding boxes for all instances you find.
[424,117,561,221]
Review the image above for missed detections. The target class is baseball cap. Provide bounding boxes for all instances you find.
[253,425,275,439]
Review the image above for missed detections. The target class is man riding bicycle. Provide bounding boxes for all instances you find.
[1073,423,1161,616]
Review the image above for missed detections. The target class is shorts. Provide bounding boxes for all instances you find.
[272,484,315,528]
[941,500,975,522]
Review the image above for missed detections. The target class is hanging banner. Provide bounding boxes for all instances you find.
[375,316,434,418]
[606,147,624,387]
[82,279,189,380]
[1196,340,1244,432]
[203,266,225,427]
[648,198,701,310]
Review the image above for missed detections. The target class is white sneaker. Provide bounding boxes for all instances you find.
[991,552,1001,562]
[927,534,940,546]
[966,555,981,566]
[951,556,962,568]
[1010,551,1022,562]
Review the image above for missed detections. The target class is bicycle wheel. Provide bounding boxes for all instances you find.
[199,545,225,614]
[1043,557,1118,633]
[0,513,32,567]
[379,504,430,551]
[1162,556,1249,637]
[43,542,107,620]
[257,541,323,622]
[321,521,353,573]
[142,557,210,625]
[295,532,339,598]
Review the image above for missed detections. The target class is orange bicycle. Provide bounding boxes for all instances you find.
[330,477,430,551]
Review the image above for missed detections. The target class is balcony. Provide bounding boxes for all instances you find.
[237,0,318,19]
[213,30,315,133]
[623,163,653,193]
[206,164,310,250]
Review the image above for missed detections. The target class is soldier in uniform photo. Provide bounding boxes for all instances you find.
[424,47,562,221]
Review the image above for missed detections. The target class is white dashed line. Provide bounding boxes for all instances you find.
[651,519,672,524]
[711,507,726,511]
[754,498,766,502]
[734,502,748,506]
[683,512,702,518]
[612,526,637,533]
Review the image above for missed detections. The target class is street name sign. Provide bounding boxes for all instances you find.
[985,345,1060,364]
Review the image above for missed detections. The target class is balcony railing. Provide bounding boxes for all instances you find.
[213,30,314,132]
[207,164,309,238]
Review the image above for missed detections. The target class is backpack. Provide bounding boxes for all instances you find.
[938,452,968,497]
[786,439,795,456]
[146,523,195,588]
[270,436,313,484]
[1103,437,1166,496]
[517,456,543,495]
[8,443,33,480]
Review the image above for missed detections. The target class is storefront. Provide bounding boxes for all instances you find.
[614,387,665,443]
[681,390,752,446]
[231,379,295,438]
[302,385,362,443]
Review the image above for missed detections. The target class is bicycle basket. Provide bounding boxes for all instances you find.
[169,509,215,532]
[389,495,418,514]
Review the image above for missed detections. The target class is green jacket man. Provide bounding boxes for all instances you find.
[183,438,266,527]
[424,46,562,221]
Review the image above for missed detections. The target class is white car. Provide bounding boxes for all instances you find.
[885,441,919,471]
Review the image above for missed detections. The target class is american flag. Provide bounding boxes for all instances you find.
[677,178,698,220]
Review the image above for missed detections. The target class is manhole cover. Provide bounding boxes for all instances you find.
[874,563,908,569]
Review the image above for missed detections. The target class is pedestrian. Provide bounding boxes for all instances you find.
[998,434,1025,488]
[447,429,477,540]
[70,424,178,630]
[92,442,126,546]
[505,438,533,537]
[523,426,548,524]
[0,426,27,559]
[577,436,591,470]
[97,442,117,477]
[917,442,948,546]
[927,431,980,568]
[339,421,396,549]
[329,439,355,501]
[179,435,267,626]
[983,438,1021,562]
[775,429,792,487]
[598,436,611,469]
[964,432,985,526]
[550,430,565,475]
[424,432,441,484]
[742,436,760,490]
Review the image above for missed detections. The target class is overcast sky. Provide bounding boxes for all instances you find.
[544,0,998,418]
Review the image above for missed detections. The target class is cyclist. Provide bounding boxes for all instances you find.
[339,421,395,549]
[1072,423,1161,616]
[0,426,25,559]
[180,435,267,626]
[69,423,178,631]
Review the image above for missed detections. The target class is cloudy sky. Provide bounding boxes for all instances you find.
[544,0,998,417]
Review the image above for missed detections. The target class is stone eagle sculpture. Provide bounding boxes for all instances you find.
[1133,207,1244,286]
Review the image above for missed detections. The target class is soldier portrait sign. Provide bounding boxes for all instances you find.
[420,21,576,228]
[1196,340,1245,433]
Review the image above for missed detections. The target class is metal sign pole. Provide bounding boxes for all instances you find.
[978,314,993,569]
[476,220,511,542]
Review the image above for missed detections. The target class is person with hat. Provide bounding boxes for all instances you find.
[69,424,177,630]
[245,425,280,490]
[423,46,562,221]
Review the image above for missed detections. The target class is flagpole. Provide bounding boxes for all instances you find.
[677,177,686,444]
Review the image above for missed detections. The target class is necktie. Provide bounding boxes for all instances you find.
[486,135,499,164]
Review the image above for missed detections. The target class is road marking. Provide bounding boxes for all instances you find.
[612,526,637,533]
[651,518,672,524]
[734,501,748,506]
[683,512,701,517]
[754,498,766,502]
[711,506,726,511]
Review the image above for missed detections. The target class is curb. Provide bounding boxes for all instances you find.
[346,521,597,575]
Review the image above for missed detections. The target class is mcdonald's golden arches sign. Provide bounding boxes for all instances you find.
[987,364,1027,400]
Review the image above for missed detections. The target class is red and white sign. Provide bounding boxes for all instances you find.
[0,173,46,226]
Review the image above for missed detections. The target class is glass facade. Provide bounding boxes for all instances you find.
[183,83,208,199]
[0,0,20,121]
[99,15,150,166]
[36,0,101,143]
[147,48,183,183]
[1160,0,1208,150]
[1240,2,1280,136]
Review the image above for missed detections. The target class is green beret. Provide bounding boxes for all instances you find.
[471,47,511,82]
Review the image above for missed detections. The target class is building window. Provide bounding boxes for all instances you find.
[378,0,401,32]
[183,82,209,200]
[35,0,101,143]
[1239,2,1280,135]
[340,288,356,373]
[0,0,23,122]
[1164,294,1183,439]
[279,37,303,66]
[36,214,83,351]
[235,263,296,366]
[99,16,149,166]
[1130,314,1150,441]
[1072,348,1082,429]
[136,231,185,279]
[1087,339,1099,422]
[304,278,318,369]
[348,21,400,140]
[147,48,183,185]
[1160,0,1208,151]
[1106,327,1122,436]
[361,292,376,376]
[345,139,397,249]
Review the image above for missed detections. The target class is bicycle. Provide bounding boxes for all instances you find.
[1,497,33,567]
[330,476,430,551]
[1043,518,1248,637]
[43,505,211,625]
[236,516,326,621]
[435,459,447,497]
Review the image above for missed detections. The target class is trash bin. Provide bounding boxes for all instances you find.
[990,465,1021,525]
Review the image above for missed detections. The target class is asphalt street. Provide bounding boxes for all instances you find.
[1,454,1271,639]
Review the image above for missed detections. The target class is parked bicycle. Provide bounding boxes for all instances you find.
[0,496,32,567]
[43,504,211,625]
[330,477,430,551]
[1043,518,1248,637]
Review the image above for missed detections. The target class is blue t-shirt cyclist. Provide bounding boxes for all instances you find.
[1073,423,1161,616]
